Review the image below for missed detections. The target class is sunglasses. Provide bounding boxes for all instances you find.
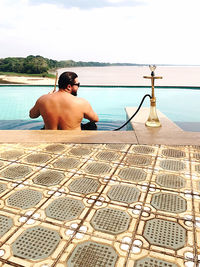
[72,83,80,87]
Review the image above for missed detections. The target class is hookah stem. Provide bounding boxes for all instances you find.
[54,72,58,91]
[151,77,155,99]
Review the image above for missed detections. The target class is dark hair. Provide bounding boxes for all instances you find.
[58,71,78,89]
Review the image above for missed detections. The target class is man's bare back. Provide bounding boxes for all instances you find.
[29,72,98,130]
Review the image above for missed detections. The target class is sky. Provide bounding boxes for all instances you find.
[0,0,200,65]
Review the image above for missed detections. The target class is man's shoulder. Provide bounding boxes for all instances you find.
[76,97,89,105]
[37,94,49,103]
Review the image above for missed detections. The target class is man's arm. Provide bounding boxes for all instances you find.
[82,99,99,122]
[29,100,40,118]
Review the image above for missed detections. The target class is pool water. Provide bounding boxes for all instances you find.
[0,86,200,131]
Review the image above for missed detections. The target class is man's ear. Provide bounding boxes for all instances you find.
[66,84,72,92]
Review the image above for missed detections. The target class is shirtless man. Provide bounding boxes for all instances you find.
[29,72,99,130]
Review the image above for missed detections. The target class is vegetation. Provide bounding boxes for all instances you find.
[0,56,53,75]
[0,55,140,76]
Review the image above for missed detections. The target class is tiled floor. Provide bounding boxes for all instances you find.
[0,143,200,267]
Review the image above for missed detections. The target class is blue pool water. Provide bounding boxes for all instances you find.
[0,85,200,131]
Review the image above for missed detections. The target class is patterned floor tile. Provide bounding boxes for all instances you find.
[0,143,199,267]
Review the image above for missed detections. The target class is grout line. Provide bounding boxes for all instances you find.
[0,258,24,267]
[189,145,198,262]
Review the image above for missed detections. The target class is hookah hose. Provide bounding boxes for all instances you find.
[113,94,152,131]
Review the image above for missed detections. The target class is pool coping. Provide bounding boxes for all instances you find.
[125,107,200,145]
[0,130,137,143]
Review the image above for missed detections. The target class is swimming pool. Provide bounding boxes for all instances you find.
[0,85,200,131]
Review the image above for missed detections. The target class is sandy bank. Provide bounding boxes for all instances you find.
[0,75,55,85]
[0,66,200,86]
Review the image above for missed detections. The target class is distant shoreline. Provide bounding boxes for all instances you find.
[1,65,200,86]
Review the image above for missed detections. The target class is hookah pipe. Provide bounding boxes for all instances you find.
[114,65,162,131]
[144,65,162,127]
[49,71,58,94]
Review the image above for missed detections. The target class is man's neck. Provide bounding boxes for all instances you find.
[59,88,70,93]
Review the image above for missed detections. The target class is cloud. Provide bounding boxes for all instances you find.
[28,0,143,9]
[0,0,200,64]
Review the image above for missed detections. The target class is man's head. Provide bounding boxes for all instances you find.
[58,71,79,96]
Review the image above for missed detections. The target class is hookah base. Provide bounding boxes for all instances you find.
[145,120,162,127]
